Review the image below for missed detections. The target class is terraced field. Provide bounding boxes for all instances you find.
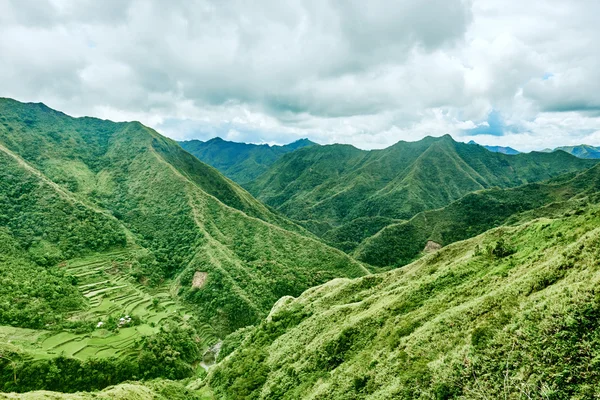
[0,250,217,361]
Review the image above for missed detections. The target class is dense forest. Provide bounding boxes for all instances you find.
[0,99,365,395]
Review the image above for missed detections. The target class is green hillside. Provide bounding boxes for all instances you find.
[0,98,366,393]
[247,135,596,250]
[207,199,600,399]
[179,137,316,184]
[355,164,600,267]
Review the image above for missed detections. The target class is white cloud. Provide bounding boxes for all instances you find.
[0,0,599,150]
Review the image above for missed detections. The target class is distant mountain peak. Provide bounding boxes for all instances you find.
[466,140,520,155]
[179,136,318,184]
[545,144,600,159]
[284,138,317,150]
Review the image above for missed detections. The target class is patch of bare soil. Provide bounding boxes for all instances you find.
[423,240,442,253]
[192,271,208,288]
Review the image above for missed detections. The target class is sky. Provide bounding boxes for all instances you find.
[1,0,600,151]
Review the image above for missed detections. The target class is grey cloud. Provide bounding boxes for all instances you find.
[1,0,600,150]
[1,0,59,27]
[524,70,600,113]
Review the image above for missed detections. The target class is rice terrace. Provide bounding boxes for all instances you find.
[1,250,217,362]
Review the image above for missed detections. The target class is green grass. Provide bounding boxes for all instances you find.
[207,201,600,399]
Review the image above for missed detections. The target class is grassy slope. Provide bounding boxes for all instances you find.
[207,200,600,399]
[247,135,596,249]
[179,137,316,184]
[355,164,600,267]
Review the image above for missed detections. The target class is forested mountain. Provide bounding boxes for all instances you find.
[355,164,600,267]
[179,137,316,184]
[246,135,596,250]
[0,98,366,393]
[542,144,600,159]
[207,199,600,399]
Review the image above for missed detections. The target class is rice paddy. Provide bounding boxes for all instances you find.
[0,250,217,361]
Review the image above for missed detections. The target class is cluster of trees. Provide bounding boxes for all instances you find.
[0,230,84,329]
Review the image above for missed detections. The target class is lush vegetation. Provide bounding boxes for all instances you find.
[0,98,366,334]
[0,250,215,393]
[0,231,85,329]
[180,137,316,184]
[207,201,600,399]
[0,98,367,394]
[356,164,600,267]
[245,135,596,250]
[4,96,600,398]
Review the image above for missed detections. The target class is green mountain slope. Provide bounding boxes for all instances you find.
[356,164,600,267]
[0,98,366,393]
[247,135,596,249]
[542,144,600,159]
[179,137,316,184]
[207,200,600,399]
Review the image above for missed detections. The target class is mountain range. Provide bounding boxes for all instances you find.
[3,98,600,398]
[355,163,600,267]
[467,140,520,155]
[245,135,596,251]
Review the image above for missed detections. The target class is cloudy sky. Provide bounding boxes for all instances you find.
[1,0,600,151]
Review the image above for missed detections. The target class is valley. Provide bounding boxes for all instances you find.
[0,99,364,395]
[3,1,599,398]
[2,98,600,399]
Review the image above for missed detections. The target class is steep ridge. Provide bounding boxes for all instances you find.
[247,134,596,250]
[0,98,366,336]
[356,163,600,267]
[207,200,600,399]
[0,97,369,394]
[179,137,316,184]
